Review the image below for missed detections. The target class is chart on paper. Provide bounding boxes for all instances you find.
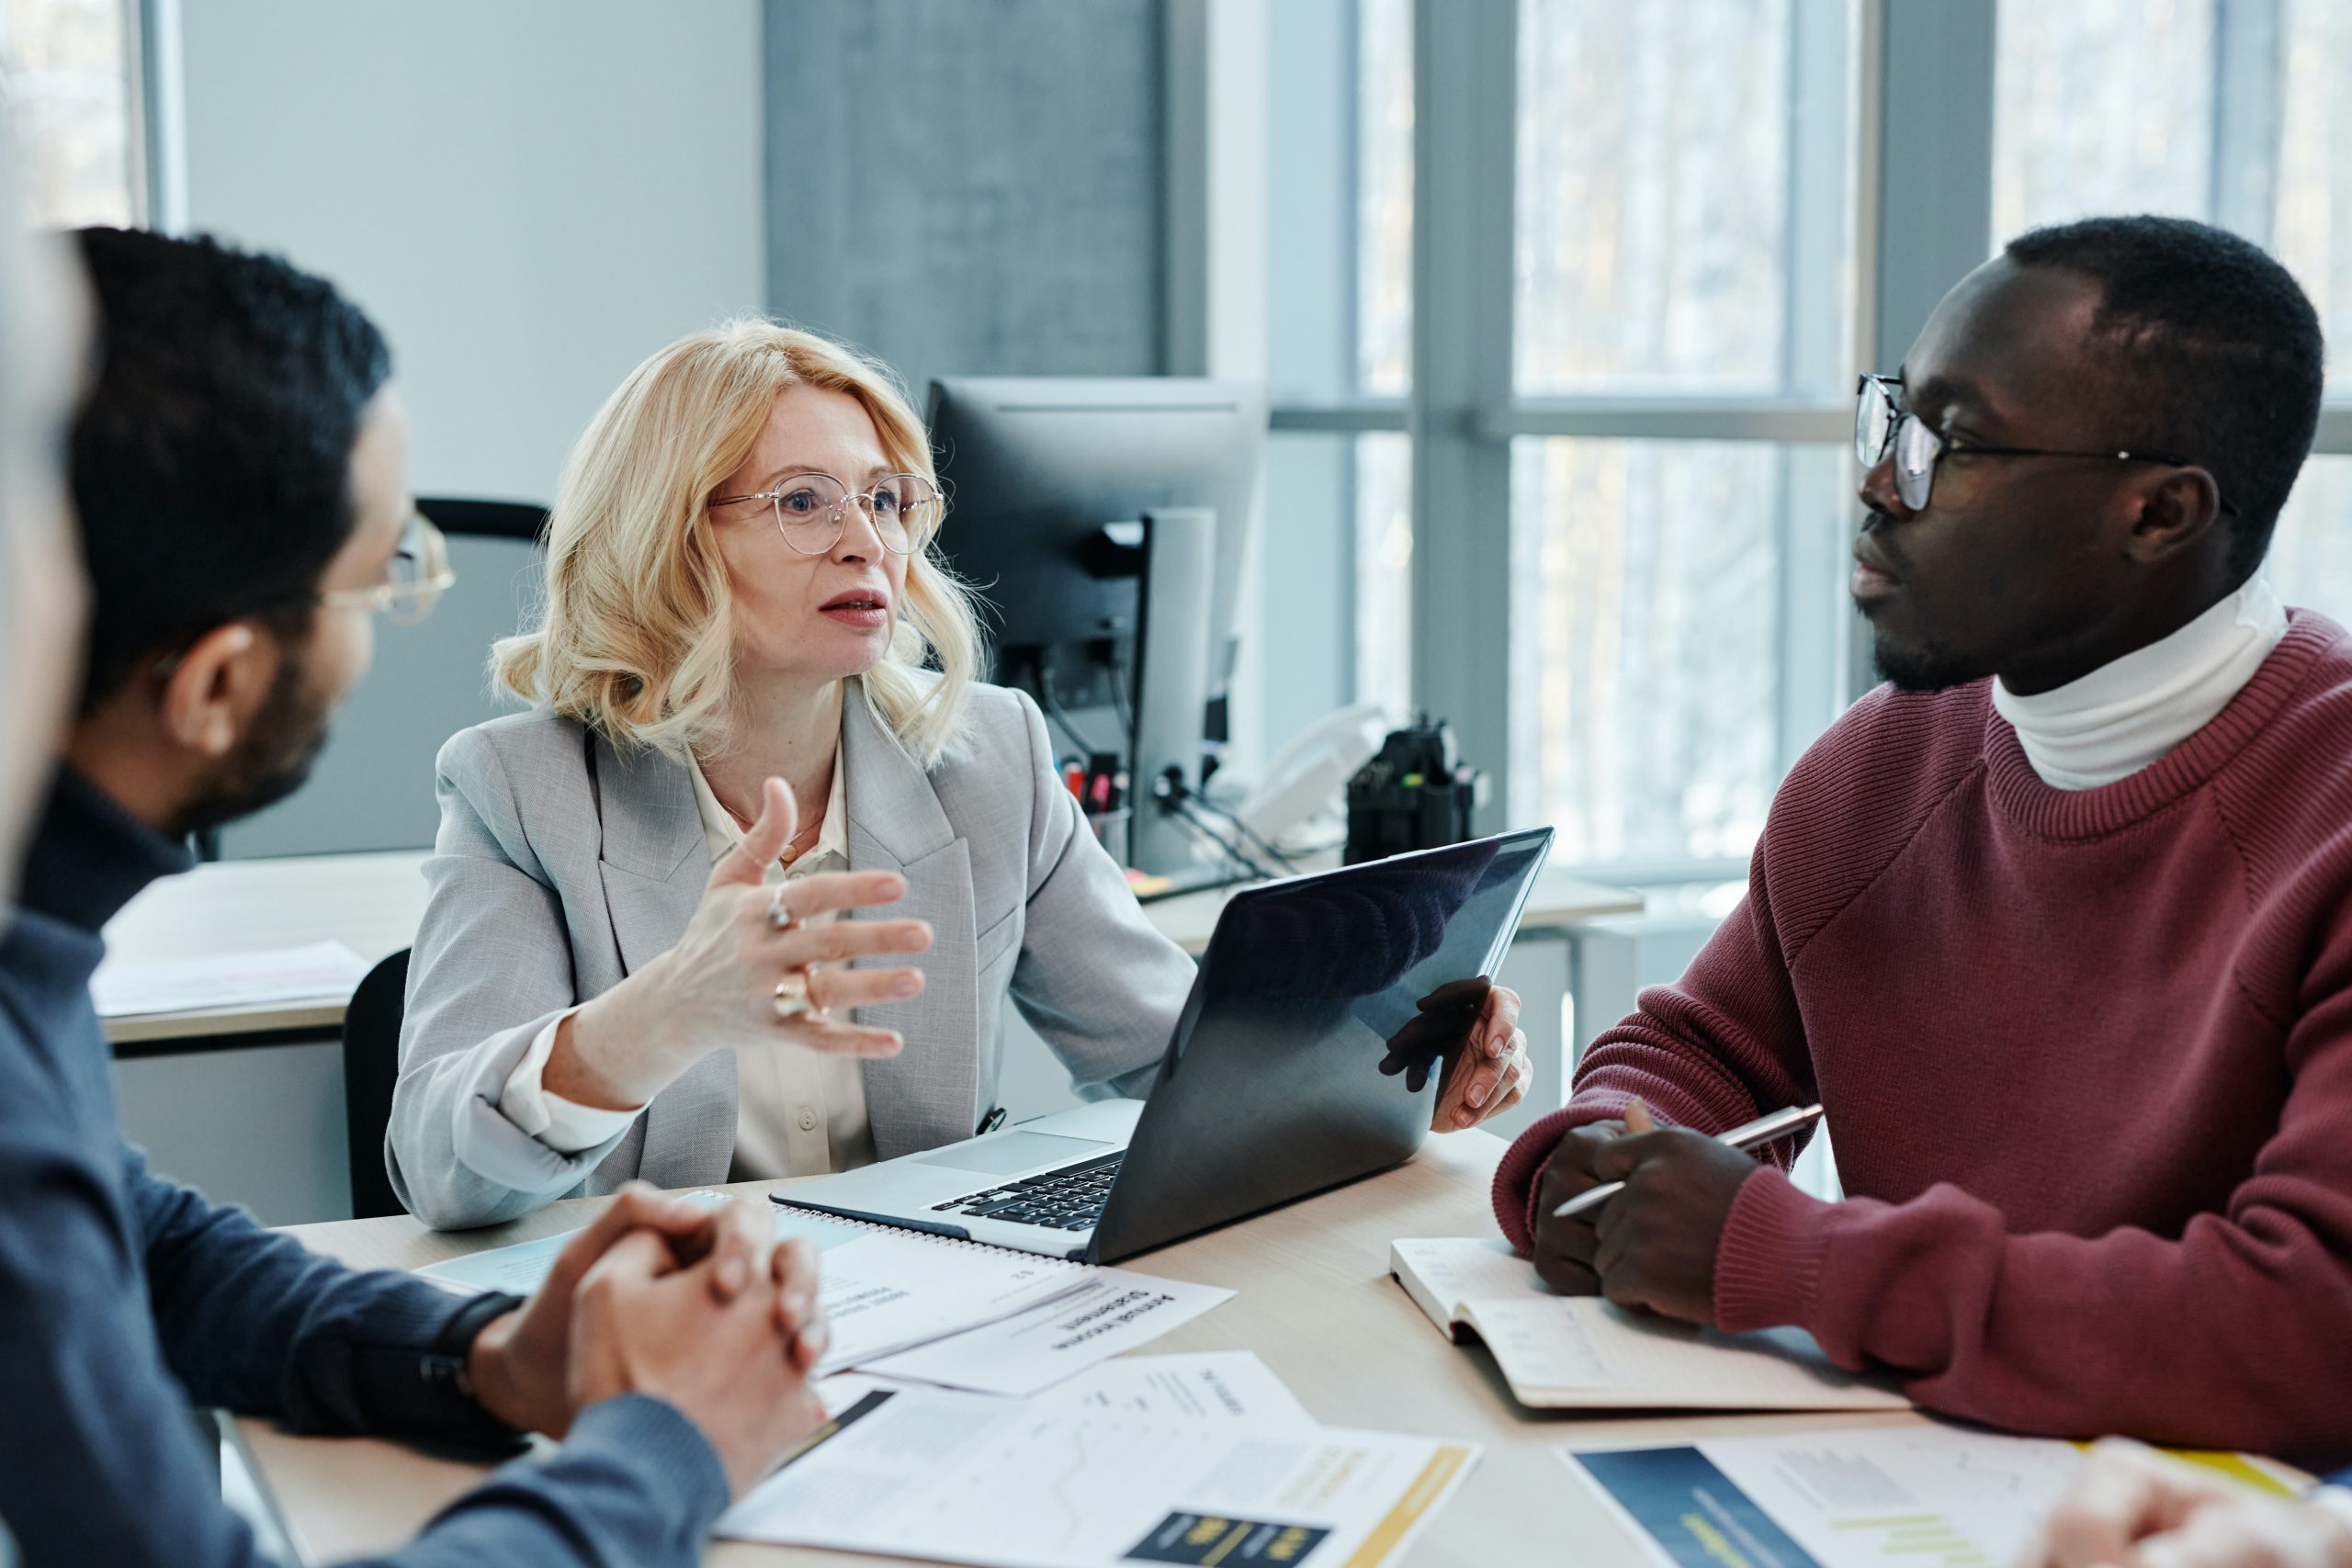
[722,1384,1480,1568]
[1566,1427,2091,1568]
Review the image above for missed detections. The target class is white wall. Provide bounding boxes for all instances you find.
[177,3,765,858]
[174,0,765,502]
[116,1,765,1221]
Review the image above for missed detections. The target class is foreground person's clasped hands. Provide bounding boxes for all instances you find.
[466,1184,830,1497]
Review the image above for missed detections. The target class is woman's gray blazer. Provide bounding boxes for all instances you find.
[386,679,1195,1229]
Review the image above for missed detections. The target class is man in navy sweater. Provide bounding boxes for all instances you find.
[0,223,834,1564]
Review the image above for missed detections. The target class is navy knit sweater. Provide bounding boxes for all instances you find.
[0,768,728,1567]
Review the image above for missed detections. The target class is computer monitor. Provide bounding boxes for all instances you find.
[925,378,1269,873]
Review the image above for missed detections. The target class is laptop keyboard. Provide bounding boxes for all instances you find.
[930,1152,1125,1232]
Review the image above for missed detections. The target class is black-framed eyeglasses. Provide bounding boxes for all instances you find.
[710,471,942,557]
[1854,375,2236,517]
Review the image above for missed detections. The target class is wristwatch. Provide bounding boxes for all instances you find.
[429,1290,527,1414]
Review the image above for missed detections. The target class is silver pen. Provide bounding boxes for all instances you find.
[1550,1102,1826,1219]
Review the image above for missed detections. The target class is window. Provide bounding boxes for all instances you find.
[0,0,141,227]
[2267,457,2352,626]
[1358,0,1412,398]
[1992,0,2352,621]
[1352,0,1414,717]
[1991,1,2217,241]
[1993,0,2352,394]
[1511,439,1848,865]
[1354,432,1412,719]
[1256,431,1411,748]
[1517,1,1805,396]
[1260,0,1415,756]
[1506,0,1858,870]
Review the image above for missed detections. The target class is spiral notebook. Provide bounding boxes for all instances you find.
[1390,1237,1909,1412]
[419,1203,1094,1375]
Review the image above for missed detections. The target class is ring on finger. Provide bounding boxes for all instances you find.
[767,886,797,931]
[774,968,820,1021]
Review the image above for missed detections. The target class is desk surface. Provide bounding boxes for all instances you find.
[235,1133,1925,1567]
[102,851,1644,1046]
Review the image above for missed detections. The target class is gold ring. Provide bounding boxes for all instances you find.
[773,970,816,1021]
[767,886,797,931]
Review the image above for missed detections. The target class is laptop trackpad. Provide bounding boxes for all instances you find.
[913,1132,1113,1177]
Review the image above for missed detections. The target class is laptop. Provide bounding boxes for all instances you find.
[773,827,1554,1263]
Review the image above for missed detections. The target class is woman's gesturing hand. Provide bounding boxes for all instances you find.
[550,776,932,1111]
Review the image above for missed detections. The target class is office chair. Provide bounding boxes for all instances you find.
[414,496,548,542]
[341,947,411,1221]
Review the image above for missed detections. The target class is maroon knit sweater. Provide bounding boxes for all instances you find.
[1494,612,2352,1466]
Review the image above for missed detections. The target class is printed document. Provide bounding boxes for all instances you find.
[863,1267,1234,1395]
[819,1353,1315,1430]
[1562,1426,2298,1568]
[719,1383,1479,1568]
[1035,1352,1317,1428]
[90,940,369,1017]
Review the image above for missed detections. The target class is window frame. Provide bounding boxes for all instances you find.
[129,0,186,231]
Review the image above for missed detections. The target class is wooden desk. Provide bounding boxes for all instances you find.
[233,1133,1924,1567]
[100,851,1642,1052]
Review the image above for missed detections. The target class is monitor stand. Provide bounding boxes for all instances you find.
[1126,505,1216,876]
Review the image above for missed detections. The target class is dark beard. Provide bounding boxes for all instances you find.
[165,650,333,838]
[1871,627,1990,694]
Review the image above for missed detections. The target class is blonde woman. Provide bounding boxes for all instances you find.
[386,322,1532,1230]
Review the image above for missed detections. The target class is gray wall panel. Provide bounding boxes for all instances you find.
[763,0,1166,392]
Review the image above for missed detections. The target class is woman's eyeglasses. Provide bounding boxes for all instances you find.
[711,471,942,557]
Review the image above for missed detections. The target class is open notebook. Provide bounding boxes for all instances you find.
[1389,1237,1910,1412]
[420,1203,1092,1378]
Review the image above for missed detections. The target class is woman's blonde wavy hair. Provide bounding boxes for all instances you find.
[494,320,982,765]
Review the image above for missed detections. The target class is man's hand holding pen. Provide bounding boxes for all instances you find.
[1531,1100,1816,1327]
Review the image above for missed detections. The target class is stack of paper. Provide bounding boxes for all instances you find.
[861,1264,1234,1395]
[415,1208,1485,1568]
[90,940,371,1017]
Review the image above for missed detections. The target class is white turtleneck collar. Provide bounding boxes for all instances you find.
[1990,578,2288,791]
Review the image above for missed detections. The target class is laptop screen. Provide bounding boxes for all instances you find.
[1091,828,1554,1262]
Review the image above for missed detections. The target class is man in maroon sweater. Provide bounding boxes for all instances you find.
[1497,214,2352,1465]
